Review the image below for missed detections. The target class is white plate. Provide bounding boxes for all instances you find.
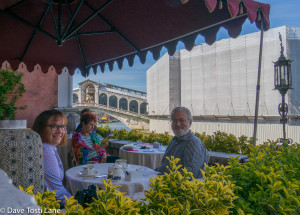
[78,170,98,177]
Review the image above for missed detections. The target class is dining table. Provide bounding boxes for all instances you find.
[119,144,166,169]
[107,139,134,155]
[65,163,158,197]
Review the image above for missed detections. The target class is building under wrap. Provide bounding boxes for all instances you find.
[147,26,300,144]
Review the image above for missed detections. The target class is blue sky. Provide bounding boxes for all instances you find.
[73,0,300,92]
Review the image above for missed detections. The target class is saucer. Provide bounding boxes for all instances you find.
[78,170,98,177]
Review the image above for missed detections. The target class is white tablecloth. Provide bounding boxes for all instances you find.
[109,139,134,149]
[65,163,158,197]
[119,146,166,169]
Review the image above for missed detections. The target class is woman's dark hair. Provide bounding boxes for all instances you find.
[80,112,97,125]
[32,109,68,146]
[80,108,91,117]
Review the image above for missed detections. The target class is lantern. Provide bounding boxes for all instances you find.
[273,33,293,145]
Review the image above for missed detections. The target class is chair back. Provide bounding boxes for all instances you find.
[0,129,44,193]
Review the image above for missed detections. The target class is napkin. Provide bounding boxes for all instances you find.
[125,169,143,181]
[123,144,134,150]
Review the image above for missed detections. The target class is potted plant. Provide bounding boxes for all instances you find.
[0,68,27,128]
[0,68,45,194]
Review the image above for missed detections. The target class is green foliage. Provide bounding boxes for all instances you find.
[97,124,111,137]
[19,186,61,214]
[64,196,86,214]
[0,68,26,120]
[194,131,252,155]
[141,156,239,214]
[85,180,140,214]
[98,125,172,145]
[225,141,300,214]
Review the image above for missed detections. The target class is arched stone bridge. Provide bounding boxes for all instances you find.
[73,103,149,130]
[73,79,149,130]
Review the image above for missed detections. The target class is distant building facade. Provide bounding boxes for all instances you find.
[147,26,300,144]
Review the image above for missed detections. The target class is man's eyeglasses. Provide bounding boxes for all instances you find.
[47,124,68,131]
[171,119,187,124]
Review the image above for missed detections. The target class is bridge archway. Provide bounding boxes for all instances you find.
[109,95,117,108]
[73,94,78,103]
[99,93,107,105]
[82,84,95,103]
[129,100,138,113]
[140,102,147,114]
[119,98,128,110]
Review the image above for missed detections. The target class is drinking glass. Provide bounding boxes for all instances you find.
[108,165,114,179]
[137,140,143,147]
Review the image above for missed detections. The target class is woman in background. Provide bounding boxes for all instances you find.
[32,109,71,207]
[72,112,118,164]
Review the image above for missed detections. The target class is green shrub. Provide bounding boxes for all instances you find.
[225,141,300,214]
[98,125,172,145]
[19,186,61,214]
[96,124,110,137]
[141,156,239,214]
[194,131,252,155]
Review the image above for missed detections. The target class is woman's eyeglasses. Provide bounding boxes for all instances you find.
[47,124,68,131]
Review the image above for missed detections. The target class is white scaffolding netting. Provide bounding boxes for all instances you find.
[147,26,300,118]
[147,54,170,115]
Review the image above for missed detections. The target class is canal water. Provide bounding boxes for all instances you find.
[98,121,131,131]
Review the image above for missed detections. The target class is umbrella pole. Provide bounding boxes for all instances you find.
[253,12,265,146]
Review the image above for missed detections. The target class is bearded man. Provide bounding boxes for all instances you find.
[155,106,209,178]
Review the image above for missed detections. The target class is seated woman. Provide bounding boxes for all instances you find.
[32,109,71,207]
[72,112,118,165]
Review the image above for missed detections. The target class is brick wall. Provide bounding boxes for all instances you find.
[15,70,58,128]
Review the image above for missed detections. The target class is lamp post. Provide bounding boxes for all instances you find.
[273,33,293,146]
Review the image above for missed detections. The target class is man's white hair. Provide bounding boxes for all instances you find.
[171,106,192,121]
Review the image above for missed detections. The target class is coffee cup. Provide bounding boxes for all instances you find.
[116,159,127,169]
[82,164,94,175]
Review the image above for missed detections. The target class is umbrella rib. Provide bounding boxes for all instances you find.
[61,0,84,39]
[75,36,87,70]
[0,0,28,15]
[84,1,141,53]
[0,9,57,41]
[58,0,62,45]
[64,0,114,41]
[65,30,115,41]
[21,5,51,62]
[48,1,60,41]
[64,0,87,69]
